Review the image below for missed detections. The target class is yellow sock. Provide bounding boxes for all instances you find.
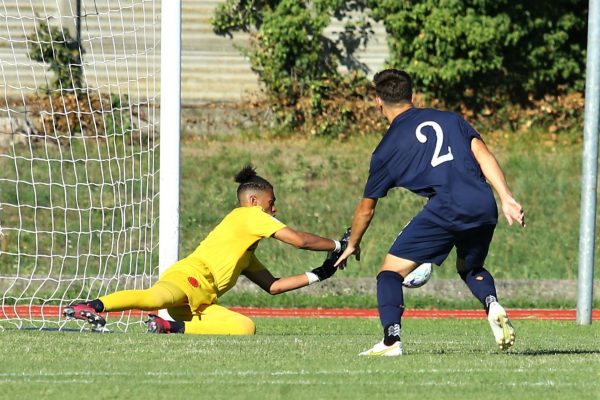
[99,281,187,312]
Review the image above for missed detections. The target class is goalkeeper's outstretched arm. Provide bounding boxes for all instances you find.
[243,227,351,294]
[243,258,337,295]
[272,227,340,252]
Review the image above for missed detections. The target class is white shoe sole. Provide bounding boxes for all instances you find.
[359,342,403,356]
[488,305,515,350]
[496,314,515,350]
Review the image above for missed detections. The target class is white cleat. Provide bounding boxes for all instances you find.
[359,340,403,356]
[487,302,515,350]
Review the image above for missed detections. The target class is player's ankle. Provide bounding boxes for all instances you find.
[485,295,499,314]
[86,299,105,313]
[169,320,185,333]
[383,323,401,346]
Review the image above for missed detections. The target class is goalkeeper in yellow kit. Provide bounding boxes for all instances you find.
[63,165,349,335]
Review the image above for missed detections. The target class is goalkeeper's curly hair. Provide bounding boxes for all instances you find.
[235,165,273,200]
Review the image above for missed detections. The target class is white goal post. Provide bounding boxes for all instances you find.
[0,0,180,331]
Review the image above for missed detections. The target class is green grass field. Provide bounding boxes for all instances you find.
[1,318,598,400]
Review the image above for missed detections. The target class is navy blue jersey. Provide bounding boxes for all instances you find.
[363,108,498,230]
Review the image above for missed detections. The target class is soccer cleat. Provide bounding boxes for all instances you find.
[146,314,171,334]
[63,303,106,331]
[359,340,403,356]
[487,302,515,350]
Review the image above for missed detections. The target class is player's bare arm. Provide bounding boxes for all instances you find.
[471,138,525,227]
[272,227,338,251]
[244,252,340,294]
[243,269,311,295]
[334,197,377,266]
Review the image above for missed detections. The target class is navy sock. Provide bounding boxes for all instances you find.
[377,271,405,345]
[86,299,105,313]
[459,267,498,313]
[169,321,185,334]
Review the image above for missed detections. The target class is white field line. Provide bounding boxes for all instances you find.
[0,368,595,378]
[0,378,594,388]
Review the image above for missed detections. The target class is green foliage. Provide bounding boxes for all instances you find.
[213,0,586,134]
[27,22,84,92]
[367,0,587,110]
[212,0,375,136]
[25,23,133,138]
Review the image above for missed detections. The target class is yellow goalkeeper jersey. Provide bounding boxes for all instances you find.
[184,206,286,296]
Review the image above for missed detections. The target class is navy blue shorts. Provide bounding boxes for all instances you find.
[389,212,495,269]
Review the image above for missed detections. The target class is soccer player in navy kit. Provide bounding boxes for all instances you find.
[335,69,525,356]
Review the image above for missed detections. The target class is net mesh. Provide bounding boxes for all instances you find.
[0,0,160,331]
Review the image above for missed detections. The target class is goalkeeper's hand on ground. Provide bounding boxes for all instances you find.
[310,258,337,282]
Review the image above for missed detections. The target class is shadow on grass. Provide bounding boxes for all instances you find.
[422,348,600,356]
[20,327,117,333]
[514,349,600,356]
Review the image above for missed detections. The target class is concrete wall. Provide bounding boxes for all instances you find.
[0,0,389,105]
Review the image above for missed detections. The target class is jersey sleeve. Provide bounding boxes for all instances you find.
[247,207,287,238]
[363,154,394,199]
[244,253,267,273]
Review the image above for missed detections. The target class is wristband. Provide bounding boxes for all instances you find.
[305,271,319,285]
[333,240,341,253]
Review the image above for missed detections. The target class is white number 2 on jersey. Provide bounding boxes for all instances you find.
[415,121,454,167]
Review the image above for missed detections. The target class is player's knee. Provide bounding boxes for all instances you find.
[231,315,256,336]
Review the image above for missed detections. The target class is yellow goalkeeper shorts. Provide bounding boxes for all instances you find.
[158,258,217,313]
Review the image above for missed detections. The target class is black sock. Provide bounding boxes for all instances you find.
[383,323,401,346]
[377,271,405,345]
[459,267,497,313]
[169,321,185,334]
[86,299,105,313]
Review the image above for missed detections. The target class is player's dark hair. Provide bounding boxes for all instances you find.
[373,69,413,104]
[235,164,272,199]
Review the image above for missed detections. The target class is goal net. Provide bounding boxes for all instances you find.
[0,0,161,331]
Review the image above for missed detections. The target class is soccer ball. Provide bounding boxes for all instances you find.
[402,263,433,288]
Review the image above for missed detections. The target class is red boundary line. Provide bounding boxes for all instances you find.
[2,305,599,320]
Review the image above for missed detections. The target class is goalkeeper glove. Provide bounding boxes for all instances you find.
[309,258,337,282]
[327,227,352,267]
[339,226,351,252]
[306,228,352,284]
